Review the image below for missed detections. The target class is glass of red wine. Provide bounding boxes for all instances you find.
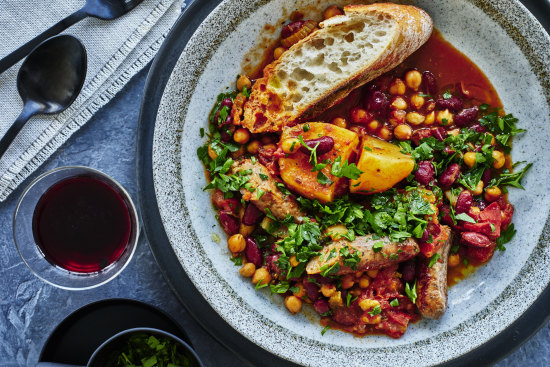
[14,166,139,290]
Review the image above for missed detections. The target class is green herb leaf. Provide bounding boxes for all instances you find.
[390,298,399,307]
[455,212,476,223]
[321,325,330,335]
[428,253,441,268]
[497,223,516,251]
[405,281,417,304]
[443,90,452,99]
[372,241,384,253]
[368,305,382,316]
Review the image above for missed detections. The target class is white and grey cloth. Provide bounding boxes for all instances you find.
[0,0,184,201]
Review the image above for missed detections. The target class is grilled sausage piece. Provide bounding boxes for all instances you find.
[415,225,452,319]
[231,159,305,221]
[306,235,419,275]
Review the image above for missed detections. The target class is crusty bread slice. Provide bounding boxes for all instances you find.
[241,3,433,133]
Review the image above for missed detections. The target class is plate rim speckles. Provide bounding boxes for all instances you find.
[137,0,550,366]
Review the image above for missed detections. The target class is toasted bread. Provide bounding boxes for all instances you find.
[241,3,433,133]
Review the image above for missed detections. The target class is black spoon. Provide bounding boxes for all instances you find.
[0,0,143,74]
[0,35,87,159]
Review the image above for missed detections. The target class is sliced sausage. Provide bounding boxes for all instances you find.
[231,159,305,221]
[306,235,419,275]
[415,225,452,319]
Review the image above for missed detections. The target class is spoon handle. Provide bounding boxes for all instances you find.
[0,103,37,160]
[0,9,87,75]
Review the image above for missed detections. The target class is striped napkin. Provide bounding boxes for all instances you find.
[0,0,184,201]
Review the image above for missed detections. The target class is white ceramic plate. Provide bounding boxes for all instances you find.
[139,0,550,366]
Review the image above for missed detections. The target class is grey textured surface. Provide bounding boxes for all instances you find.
[0,1,549,367]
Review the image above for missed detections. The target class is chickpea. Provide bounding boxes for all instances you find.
[358,276,371,289]
[463,152,477,169]
[470,206,481,216]
[378,126,393,141]
[273,47,286,60]
[341,274,354,289]
[394,124,412,141]
[252,267,272,286]
[485,186,502,202]
[492,150,506,169]
[367,270,378,278]
[436,109,454,125]
[358,298,380,312]
[208,145,218,160]
[247,140,261,154]
[424,111,435,125]
[391,96,408,110]
[445,190,458,207]
[470,180,484,196]
[410,94,425,110]
[425,100,436,113]
[292,283,306,298]
[239,223,255,237]
[233,128,250,144]
[448,128,460,137]
[406,111,426,126]
[367,119,380,132]
[354,271,364,278]
[350,107,371,124]
[281,138,300,154]
[448,253,461,267]
[321,284,336,297]
[284,295,303,314]
[289,255,300,267]
[239,263,256,277]
[349,287,361,297]
[228,234,246,253]
[389,78,406,95]
[236,75,251,91]
[231,145,245,159]
[324,4,343,19]
[332,117,347,128]
[405,70,422,90]
[389,110,406,126]
[328,291,343,308]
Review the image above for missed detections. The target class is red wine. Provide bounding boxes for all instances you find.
[32,176,132,273]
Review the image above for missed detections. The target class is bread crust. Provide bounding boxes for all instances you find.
[241,3,433,133]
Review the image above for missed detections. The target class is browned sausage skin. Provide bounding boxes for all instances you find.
[306,235,419,275]
[231,159,306,221]
[415,225,453,319]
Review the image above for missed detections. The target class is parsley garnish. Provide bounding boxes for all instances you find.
[255,280,268,290]
[368,305,382,316]
[303,123,311,132]
[405,281,417,304]
[390,298,399,307]
[455,212,476,223]
[230,256,243,266]
[330,156,363,179]
[321,325,330,335]
[443,90,452,99]
[497,223,516,251]
[372,241,384,252]
[428,253,441,268]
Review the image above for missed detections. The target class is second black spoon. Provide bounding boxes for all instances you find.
[0,35,87,159]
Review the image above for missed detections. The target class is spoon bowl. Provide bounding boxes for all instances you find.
[17,35,87,114]
[0,35,87,159]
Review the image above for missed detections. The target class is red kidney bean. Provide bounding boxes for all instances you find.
[265,253,281,275]
[439,163,461,187]
[469,122,487,133]
[281,20,306,38]
[431,126,447,141]
[400,260,416,283]
[220,130,232,142]
[455,191,473,214]
[242,203,263,226]
[303,279,320,301]
[422,71,438,95]
[436,96,463,112]
[461,232,493,247]
[313,299,330,315]
[440,205,454,226]
[300,136,334,155]
[411,129,432,146]
[365,90,389,118]
[245,237,262,267]
[219,210,239,235]
[415,161,435,186]
[454,106,479,127]
[481,169,492,186]
[427,222,441,237]
[221,97,233,109]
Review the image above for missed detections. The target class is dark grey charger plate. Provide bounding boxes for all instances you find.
[136,0,550,366]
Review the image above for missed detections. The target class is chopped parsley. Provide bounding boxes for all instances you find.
[405,281,417,304]
[390,298,399,307]
[496,223,516,251]
[372,241,384,253]
[368,305,382,316]
[321,325,330,335]
[428,253,441,268]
